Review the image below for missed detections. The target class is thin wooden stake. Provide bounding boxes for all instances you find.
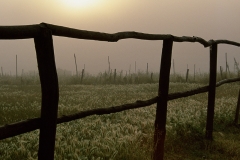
[74,54,78,76]
[220,66,223,80]
[234,89,240,125]
[186,69,189,82]
[225,53,227,76]
[16,55,17,78]
[225,53,231,78]
[147,63,148,74]
[234,58,240,77]
[151,72,153,82]
[114,69,116,83]
[135,61,136,73]
[34,25,59,160]
[81,69,84,83]
[129,64,131,75]
[172,59,175,76]
[194,64,196,81]
[206,43,218,140]
[1,67,3,76]
[153,39,173,160]
[108,56,110,74]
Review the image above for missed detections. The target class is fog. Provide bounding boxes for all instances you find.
[0,1,239,76]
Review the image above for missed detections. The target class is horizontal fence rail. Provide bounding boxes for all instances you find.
[1,23,240,160]
[1,77,240,140]
[0,23,240,47]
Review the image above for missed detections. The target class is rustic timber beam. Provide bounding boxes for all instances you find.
[168,77,240,100]
[43,23,240,47]
[0,97,157,140]
[0,25,40,39]
[0,23,239,48]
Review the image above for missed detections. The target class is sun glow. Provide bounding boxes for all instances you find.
[60,0,100,9]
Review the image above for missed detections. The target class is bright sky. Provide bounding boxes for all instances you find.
[0,1,240,75]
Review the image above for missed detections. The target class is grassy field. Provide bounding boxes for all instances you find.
[1,69,237,85]
[0,82,240,159]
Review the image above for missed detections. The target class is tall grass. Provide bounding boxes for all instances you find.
[0,82,240,159]
[0,69,239,85]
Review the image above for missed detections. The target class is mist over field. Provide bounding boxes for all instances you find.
[0,1,239,76]
[1,1,240,159]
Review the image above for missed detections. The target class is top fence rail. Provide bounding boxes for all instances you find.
[0,23,240,48]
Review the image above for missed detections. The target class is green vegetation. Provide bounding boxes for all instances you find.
[0,69,238,85]
[0,80,240,159]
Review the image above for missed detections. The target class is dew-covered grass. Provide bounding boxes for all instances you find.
[0,82,240,159]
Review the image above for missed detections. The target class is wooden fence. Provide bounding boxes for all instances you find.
[0,23,240,160]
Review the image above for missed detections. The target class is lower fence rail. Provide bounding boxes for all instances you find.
[1,77,239,140]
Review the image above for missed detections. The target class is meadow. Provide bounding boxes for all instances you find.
[0,73,240,159]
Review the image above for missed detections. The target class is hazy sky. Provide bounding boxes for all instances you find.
[0,0,240,75]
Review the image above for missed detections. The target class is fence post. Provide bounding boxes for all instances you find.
[220,66,223,80]
[206,43,217,140]
[153,39,173,160]
[146,63,148,74]
[1,66,3,76]
[74,54,78,77]
[186,68,189,82]
[34,25,59,160]
[151,72,153,82]
[172,59,175,76]
[81,68,84,83]
[16,55,18,78]
[194,64,196,81]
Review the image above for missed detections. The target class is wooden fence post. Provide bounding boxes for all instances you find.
[194,64,196,81]
[151,72,153,82]
[16,55,18,78]
[153,39,173,160]
[34,25,59,160]
[206,43,217,140]
[186,68,189,82]
[135,61,136,73]
[81,69,84,83]
[114,69,116,83]
[1,67,3,76]
[225,53,230,78]
[234,58,240,77]
[220,66,223,80]
[74,54,78,77]
[147,63,149,75]
[172,59,175,76]
[108,56,110,74]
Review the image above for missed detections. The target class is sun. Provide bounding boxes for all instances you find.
[60,0,99,9]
